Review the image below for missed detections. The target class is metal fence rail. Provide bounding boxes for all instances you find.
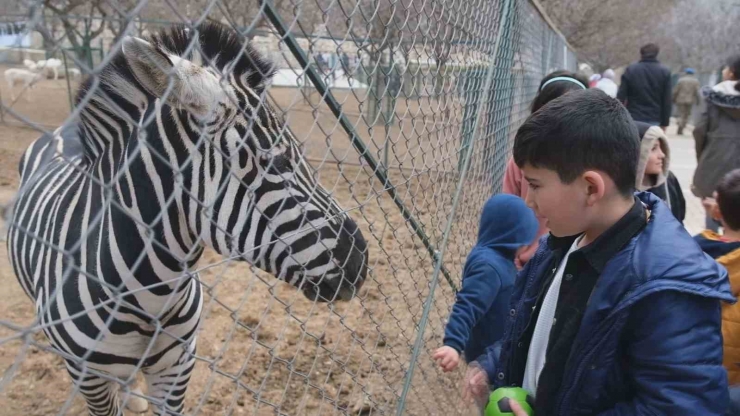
[0,0,577,414]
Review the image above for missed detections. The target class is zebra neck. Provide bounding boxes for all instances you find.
[78,72,210,266]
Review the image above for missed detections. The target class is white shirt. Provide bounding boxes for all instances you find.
[522,236,582,395]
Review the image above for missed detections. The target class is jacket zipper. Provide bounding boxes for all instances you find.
[508,253,560,382]
[553,319,616,415]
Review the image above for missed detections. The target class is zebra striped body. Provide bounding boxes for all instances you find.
[8,23,367,415]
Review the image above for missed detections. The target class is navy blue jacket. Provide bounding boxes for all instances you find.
[476,192,734,415]
[617,58,673,127]
[443,194,538,362]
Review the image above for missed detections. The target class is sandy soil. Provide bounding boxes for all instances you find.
[0,64,498,415]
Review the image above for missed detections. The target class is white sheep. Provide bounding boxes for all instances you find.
[4,68,44,101]
[36,58,62,80]
[64,67,81,80]
[22,59,37,71]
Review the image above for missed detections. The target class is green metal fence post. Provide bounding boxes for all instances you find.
[486,0,520,192]
[394,0,515,413]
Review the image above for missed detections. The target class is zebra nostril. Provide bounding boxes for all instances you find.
[299,217,368,303]
[333,217,368,292]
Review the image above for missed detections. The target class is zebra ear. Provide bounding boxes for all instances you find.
[121,37,175,99]
[122,36,226,118]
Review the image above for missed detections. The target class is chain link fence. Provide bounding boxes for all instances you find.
[0,0,576,414]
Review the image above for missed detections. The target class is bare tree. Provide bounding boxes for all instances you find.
[535,0,740,74]
[659,0,740,72]
[536,0,677,71]
[42,0,109,65]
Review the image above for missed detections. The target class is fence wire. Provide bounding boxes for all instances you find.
[0,0,577,415]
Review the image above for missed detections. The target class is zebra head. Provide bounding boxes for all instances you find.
[114,23,367,302]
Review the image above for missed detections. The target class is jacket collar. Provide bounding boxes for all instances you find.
[603,192,734,311]
[639,57,659,63]
[547,197,646,273]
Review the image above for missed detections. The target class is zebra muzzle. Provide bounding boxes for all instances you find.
[302,216,368,303]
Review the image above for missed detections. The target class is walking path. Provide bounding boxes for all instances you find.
[664,118,705,235]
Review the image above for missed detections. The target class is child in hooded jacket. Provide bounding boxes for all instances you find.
[433,194,538,373]
[634,121,686,223]
[695,169,740,385]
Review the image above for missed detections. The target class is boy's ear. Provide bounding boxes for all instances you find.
[582,170,606,206]
[711,203,723,224]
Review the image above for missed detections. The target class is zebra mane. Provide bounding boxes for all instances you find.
[72,22,276,159]
[147,22,276,89]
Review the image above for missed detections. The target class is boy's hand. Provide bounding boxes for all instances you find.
[514,256,524,271]
[462,366,489,404]
[509,399,530,416]
[433,346,460,372]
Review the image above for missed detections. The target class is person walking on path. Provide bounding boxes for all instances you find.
[673,68,701,135]
[693,55,740,232]
[595,68,618,98]
[617,43,673,131]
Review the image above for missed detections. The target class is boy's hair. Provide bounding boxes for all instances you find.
[716,169,740,231]
[640,43,660,59]
[531,70,589,114]
[513,89,639,196]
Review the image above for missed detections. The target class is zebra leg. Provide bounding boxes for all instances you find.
[65,361,121,416]
[143,338,197,415]
[66,360,149,415]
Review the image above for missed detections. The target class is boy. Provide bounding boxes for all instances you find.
[465,89,733,415]
[433,194,538,372]
[695,169,740,385]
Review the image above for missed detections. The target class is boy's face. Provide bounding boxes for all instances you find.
[522,164,590,237]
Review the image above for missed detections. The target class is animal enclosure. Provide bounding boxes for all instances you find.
[0,1,577,415]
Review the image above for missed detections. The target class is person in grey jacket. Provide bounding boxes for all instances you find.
[693,55,740,231]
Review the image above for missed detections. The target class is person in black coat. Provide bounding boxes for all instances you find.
[635,121,686,223]
[618,44,673,131]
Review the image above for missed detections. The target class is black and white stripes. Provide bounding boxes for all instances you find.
[7,22,367,416]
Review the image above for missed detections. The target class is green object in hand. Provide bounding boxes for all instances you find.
[484,387,534,416]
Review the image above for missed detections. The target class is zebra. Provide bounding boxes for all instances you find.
[7,22,368,415]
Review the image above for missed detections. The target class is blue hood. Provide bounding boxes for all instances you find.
[474,194,539,259]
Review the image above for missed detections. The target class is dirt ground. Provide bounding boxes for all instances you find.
[0,65,492,415]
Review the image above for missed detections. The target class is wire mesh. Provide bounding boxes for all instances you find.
[0,0,577,415]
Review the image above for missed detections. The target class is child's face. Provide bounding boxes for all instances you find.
[645,141,665,176]
[723,66,735,81]
[522,164,591,237]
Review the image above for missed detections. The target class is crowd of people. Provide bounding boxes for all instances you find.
[432,43,740,415]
